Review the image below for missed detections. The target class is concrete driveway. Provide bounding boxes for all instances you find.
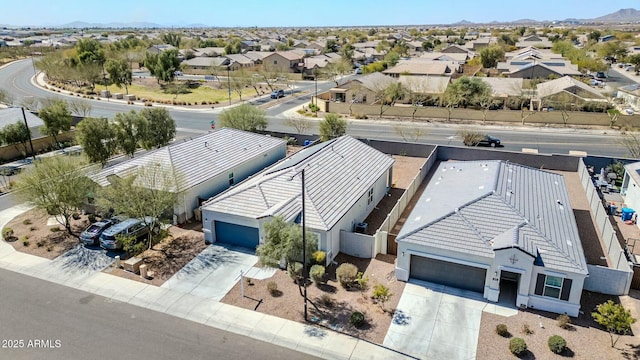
[161,244,276,301]
[383,280,517,360]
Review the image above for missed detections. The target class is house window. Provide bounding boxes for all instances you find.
[273,60,277,64]
[228,172,234,186]
[543,275,563,299]
[362,95,367,103]
[535,273,572,301]
[367,188,374,205]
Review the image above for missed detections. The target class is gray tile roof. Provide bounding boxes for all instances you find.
[202,136,395,231]
[89,128,285,191]
[0,107,43,130]
[397,160,588,274]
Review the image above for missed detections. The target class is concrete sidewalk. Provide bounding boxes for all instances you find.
[0,205,413,360]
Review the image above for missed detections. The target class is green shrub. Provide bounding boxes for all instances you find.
[509,337,527,356]
[356,272,369,290]
[29,226,37,232]
[521,323,534,335]
[36,240,45,248]
[336,263,358,288]
[22,219,32,225]
[266,281,278,295]
[557,314,571,329]
[50,226,61,232]
[350,311,365,328]
[496,324,509,337]
[310,264,325,284]
[288,262,303,281]
[71,213,81,220]
[312,250,326,265]
[22,239,30,247]
[87,214,96,223]
[372,284,392,309]
[2,227,14,239]
[548,335,567,354]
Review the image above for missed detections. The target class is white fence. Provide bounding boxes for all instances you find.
[340,230,375,258]
[373,148,438,254]
[578,160,633,295]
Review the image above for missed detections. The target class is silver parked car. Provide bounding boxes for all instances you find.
[99,218,151,250]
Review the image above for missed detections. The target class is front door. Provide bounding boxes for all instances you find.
[498,271,520,306]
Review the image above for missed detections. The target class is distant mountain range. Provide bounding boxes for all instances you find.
[2,8,640,29]
[455,8,640,25]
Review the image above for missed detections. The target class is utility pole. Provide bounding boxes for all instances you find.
[21,107,35,161]
[227,66,231,105]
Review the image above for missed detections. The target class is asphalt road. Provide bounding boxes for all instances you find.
[0,268,318,360]
[0,59,635,158]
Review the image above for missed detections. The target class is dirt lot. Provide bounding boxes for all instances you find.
[222,253,404,344]
[3,209,88,259]
[477,291,640,360]
[103,223,206,286]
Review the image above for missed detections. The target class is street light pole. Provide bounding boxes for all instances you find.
[301,168,308,321]
[227,66,231,105]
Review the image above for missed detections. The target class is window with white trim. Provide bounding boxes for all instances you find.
[543,275,563,299]
[367,188,374,205]
[228,172,235,186]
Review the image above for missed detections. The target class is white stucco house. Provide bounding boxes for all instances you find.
[395,160,588,316]
[89,129,286,223]
[621,161,640,221]
[200,135,395,260]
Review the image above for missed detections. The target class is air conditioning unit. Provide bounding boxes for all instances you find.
[354,222,368,234]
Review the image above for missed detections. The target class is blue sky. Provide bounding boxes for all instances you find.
[2,0,638,27]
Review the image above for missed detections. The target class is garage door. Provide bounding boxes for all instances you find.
[409,255,486,293]
[214,221,259,249]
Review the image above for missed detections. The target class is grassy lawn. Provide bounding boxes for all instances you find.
[97,82,245,104]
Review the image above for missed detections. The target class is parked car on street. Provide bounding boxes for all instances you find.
[81,218,121,246]
[596,72,607,80]
[270,89,285,99]
[99,218,151,250]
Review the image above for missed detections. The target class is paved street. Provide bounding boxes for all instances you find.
[0,268,319,360]
[0,59,636,158]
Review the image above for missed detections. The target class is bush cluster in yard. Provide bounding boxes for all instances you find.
[548,335,567,354]
[288,262,303,281]
[495,324,509,337]
[22,219,32,225]
[310,264,325,285]
[2,227,13,239]
[336,263,358,288]
[556,314,571,329]
[312,250,326,265]
[266,281,278,296]
[350,311,365,328]
[50,226,61,232]
[509,337,527,356]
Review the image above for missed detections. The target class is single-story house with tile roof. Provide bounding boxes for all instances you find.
[395,160,588,316]
[182,57,230,71]
[89,129,286,224]
[327,72,398,105]
[535,76,607,110]
[501,61,582,79]
[200,136,395,258]
[616,84,640,112]
[0,107,44,138]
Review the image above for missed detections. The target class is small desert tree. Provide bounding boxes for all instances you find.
[607,109,620,129]
[1,121,31,157]
[592,300,637,347]
[138,108,176,150]
[620,133,640,158]
[39,99,72,148]
[76,117,116,167]
[284,117,312,134]
[319,113,347,141]
[256,216,318,269]
[15,156,95,235]
[218,103,268,132]
[96,163,183,250]
[68,99,92,117]
[113,110,145,157]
